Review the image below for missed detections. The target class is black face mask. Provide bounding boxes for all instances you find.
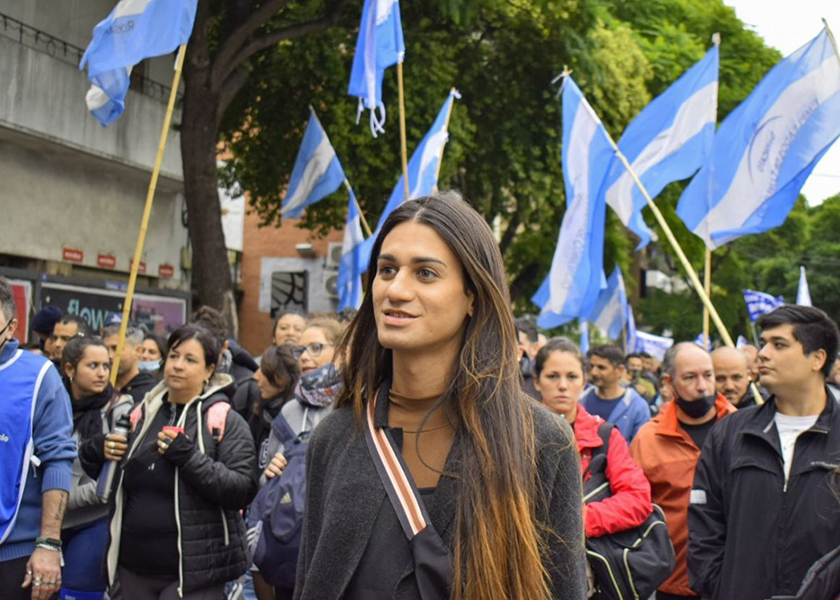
[676,394,716,419]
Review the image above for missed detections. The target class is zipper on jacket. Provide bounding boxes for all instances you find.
[219,507,230,546]
[175,467,184,598]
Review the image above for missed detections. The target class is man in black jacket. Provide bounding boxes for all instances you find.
[688,305,840,600]
[104,325,158,405]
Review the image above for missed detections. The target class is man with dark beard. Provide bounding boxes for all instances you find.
[630,342,736,600]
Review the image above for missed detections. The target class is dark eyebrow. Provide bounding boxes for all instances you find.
[760,335,790,344]
[378,253,447,267]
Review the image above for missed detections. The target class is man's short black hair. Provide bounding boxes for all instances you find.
[639,351,652,359]
[587,344,625,367]
[191,306,229,346]
[0,277,15,322]
[514,317,538,344]
[625,352,643,366]
[57,314,90,336]
[758,306,840,378]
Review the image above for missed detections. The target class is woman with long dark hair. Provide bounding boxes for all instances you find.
[61,336,133,600]
[295,193,586,599]
[251,344,299,471]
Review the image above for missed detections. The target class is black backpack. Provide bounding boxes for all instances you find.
[583,422,676,600]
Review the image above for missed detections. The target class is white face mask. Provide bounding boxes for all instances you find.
[137,360,161,372]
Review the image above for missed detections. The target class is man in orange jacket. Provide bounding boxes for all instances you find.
[630,342,735,600]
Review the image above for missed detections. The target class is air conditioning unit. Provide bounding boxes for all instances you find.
[327,242,343,269]
[323,272,339,299]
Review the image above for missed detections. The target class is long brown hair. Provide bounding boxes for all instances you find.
[337,192,552,599]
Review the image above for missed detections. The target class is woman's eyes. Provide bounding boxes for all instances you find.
[378,265,397,277]
[377,265,438,280]
[417,268,438,280]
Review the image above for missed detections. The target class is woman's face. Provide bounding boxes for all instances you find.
[373,221,474,357]
[254,367,287,400]
[297,327,335,375]
[66,345,110,397]
[534,351,586,418]
[140,339,163,362]
[164,339,214,394]
[275,314,307,346]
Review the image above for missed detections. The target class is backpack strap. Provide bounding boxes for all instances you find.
[206,402,230,442]
[582,421,614,481]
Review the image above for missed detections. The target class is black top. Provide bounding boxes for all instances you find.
[119,399,184,580]
[121,370,158,405]
[679,416,717,450]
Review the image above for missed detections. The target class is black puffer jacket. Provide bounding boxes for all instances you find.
[105,375,259,593]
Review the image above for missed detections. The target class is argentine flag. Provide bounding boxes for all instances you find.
[281,109,347,219]
[359,89,459,270]
[348,0,405,137]
[678,28,840,249]
[337,190,365,310]
[588,268,628,341]
[603,43,719,248]
[796,266,812,306]
[532,77,614,328]
[625,303,638,355]
[80,0,198,126]
[743,289,784,322]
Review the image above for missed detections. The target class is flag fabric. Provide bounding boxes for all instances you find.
[625,303,638,355]
[736,335,750,348]
[80,0,198,126]
[532,77,614,328]
[579,320,590,354]
[678,29,840,249]
[337,190,365,310]
[359,90,459,270]
[347,0,405,137]
[796,266,812,306]
[744,289,785,322]
[603,44,719,248]
[280,109,347,219]
[635,331,674,360]
[693,333,713,351]
[588,268,628,340]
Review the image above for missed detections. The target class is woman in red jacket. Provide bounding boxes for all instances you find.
[534,338,652,537]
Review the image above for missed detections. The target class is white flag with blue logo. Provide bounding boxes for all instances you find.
[347,0,405,137]
[744,289,784,322]
[736,335,750,348]
[678,28,840,249]
[635,331,674,360]
[80,0,198,126]
[797,266,812,306]
[281,109,347,219]
[532,77,614,328]
[337,190,365,310]
[603,44,719,248]
[693,333,713,351]
[588,268,628,340]
[359,90,458,270]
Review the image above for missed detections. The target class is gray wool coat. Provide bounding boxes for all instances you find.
[293,395,587,599]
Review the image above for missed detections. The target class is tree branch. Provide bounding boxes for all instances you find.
[215,66,253,130]
[499,205,521,256]
[211,0,353,92]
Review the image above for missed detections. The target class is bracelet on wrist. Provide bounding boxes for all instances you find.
[35,536,62,547]
[34,543,65,567]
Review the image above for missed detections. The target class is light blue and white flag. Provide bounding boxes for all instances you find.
[579,320,590,354]
[693,333,713,351]
[588,268,628,340]
[603,43,719,248]
[635,331,674,360]
[80,0,198,126]
[625,303,638,355]
[359,90,459,270]
[736,335,750,348]
[744,289,784,322]
[337,190,365,310]
[678,29,840,249]
[796,266,812,306]
[281,109,347,219]
[532,78,614,328]
[347,0,405,137]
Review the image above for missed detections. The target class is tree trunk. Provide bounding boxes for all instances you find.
[180,45,238,336]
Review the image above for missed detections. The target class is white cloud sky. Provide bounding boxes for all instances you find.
[724,0,840,205]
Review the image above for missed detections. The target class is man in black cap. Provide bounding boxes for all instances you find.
[30,305,63,358]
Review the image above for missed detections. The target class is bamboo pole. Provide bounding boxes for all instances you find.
[110,44,187,386]
[397,61,410,201]
[343,179,372,238]
[703,248,712,347]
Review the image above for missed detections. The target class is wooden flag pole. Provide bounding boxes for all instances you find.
[703,248,712,347]
[343,179,373,238]
[397,61,410,201]
[110,44,187,386]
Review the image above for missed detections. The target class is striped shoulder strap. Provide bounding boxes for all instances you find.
[363,390,431,540]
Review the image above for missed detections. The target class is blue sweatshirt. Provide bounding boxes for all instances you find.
[0,339,76,562]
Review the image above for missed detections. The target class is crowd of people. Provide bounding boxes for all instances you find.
[2,193,840,600]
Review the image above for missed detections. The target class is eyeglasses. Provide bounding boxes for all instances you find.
[292,342,333,359]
